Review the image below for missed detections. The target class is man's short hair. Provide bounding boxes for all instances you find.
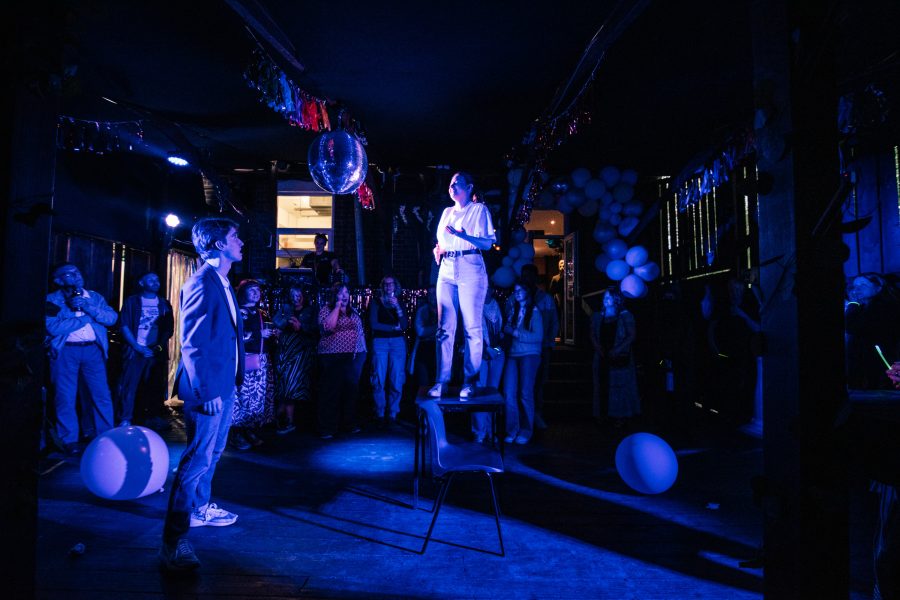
[314,233,328,243]
[192,217,238,259]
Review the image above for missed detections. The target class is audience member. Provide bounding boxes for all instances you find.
[229,280,276,450]
[502,280,543,445]
[300,233,336,287]
[410,286,438,387]
[317,283,366,439]
[590,288,640,428]
[115,272,174,430]
[273,286,318,434]
[369,275,408,426]
[845,273,900,390]
[549,258,564,310]
[519,263,558,429]
[472,284,505,443]
[45,262,118,454]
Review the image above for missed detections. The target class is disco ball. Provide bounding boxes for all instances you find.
[307,131,368,194]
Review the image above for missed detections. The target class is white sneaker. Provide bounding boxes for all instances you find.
[190,503,238,527]
[427,383,443,397]
[459,384,474,399]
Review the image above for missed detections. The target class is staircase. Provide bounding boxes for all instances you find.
[542,344,593,418]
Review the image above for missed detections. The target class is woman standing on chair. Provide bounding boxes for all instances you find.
[429,172,496,399]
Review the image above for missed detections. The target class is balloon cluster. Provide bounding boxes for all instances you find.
[538,165,660,298]
[491,227,534,289]
[588,167,659,298]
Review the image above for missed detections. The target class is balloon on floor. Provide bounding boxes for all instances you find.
[80,426,170,500]
[615,433,679,494]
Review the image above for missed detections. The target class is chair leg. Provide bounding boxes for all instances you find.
[486,473,505,557]
[421,473,455,554]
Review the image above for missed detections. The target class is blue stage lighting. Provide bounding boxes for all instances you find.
[164,213,180,228]
[167,155,189,167]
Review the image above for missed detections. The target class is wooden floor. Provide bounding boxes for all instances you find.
[35,404,873,599]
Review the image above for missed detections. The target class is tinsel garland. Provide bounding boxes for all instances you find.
[507,80,596,229]
[56,116,144,154]
[243,48,367,146]
[673,130,756,210]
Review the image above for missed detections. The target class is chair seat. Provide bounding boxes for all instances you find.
[435,443,504,477]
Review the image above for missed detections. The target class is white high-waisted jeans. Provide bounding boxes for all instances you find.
[436,253,487,384]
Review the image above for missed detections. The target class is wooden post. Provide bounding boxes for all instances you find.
[751,1,848,596]
[0,3,63,596]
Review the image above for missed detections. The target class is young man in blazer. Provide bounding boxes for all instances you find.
[160,217,245,571]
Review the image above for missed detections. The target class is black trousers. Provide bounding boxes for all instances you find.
[116,351,167,423]
[317,352,366,435]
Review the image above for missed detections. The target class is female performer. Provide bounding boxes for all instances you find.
[429,171,496,398]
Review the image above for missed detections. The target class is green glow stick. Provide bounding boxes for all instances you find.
[875,345,892,369]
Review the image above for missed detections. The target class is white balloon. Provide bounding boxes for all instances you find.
[600,165,621,188]
[597,207,612,222]
[618,216,640,237]
[621,169,639,185]
[610,213,622,226]
[492,266,516,288]
[622,201,643,217]
[565,189,587,208]
[508,245,521,259]
[513,257,531,274]
[603,238,628,259]
[584,179,606,201]
[613,183,634,203]
[620,274,647,298]
[571,167,592,188]
[605,259,630,281]
[517,242,535,259]
[593,223,616,243]
[610,202,623,214]
[625,245,649,267]
[600,191,615,205]
[634,261,660,282]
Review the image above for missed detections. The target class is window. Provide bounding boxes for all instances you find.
[275,180,333,268]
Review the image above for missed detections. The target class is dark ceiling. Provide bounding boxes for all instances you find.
[56,0,899,178]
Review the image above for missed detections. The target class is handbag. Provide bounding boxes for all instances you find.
[244,353,262,371]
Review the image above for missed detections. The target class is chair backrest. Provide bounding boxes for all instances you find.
[419,400,450,475]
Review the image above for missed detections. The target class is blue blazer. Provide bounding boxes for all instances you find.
[174,263,245,409]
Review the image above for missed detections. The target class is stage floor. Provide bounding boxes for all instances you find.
[34,407,869,599]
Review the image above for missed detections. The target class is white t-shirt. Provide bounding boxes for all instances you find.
[136,297,160,347]
[436,202,496,252]
[66,289,97,343]
[215,270,239,376]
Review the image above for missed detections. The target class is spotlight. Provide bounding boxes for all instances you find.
[167,154,189,167]
[164,214,180,228]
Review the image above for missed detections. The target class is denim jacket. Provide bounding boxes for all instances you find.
[45,289,118,359]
